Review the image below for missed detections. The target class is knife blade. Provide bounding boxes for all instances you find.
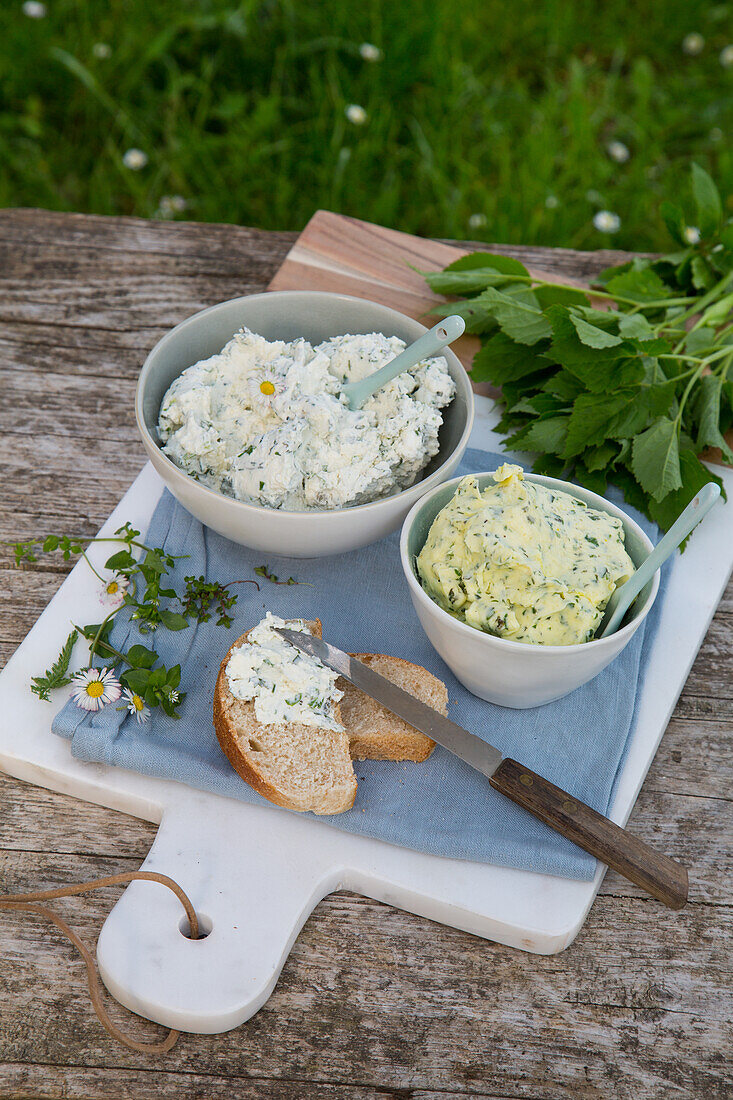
[275,627,689,911]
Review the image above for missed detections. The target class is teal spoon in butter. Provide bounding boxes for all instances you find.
[598,481,721,638]
[341,314,465,411]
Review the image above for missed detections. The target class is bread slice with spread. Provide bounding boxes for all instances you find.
[214,614,441,815]
[214,616,357,815]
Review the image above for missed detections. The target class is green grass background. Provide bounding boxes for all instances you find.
[1,0,731,249]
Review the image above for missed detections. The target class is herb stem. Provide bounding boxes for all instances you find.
[80,549,106,584]
[673,270,733,327]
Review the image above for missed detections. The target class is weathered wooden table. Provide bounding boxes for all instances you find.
[0,209,731,1100]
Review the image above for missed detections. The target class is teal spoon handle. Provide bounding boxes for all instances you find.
[341,315,465,410]
[599,481,721,638]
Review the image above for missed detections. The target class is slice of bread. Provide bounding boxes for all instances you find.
[340,654,444,762]
[213,620,358,815]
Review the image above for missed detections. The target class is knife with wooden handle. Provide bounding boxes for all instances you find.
[275,628,688,910]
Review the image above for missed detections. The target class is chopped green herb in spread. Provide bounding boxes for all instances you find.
[416,464,636,645]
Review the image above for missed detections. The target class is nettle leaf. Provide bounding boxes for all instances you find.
[691,163,722,238]
[700,292,733,329]
[692,375,733,463]
[618,313,656,340]
[607,380,677,439]
[510,393,569,417]
[603,262,670,304]
[470,331,542,384]
[691,255,716,292]
[441,251,530,277]
[563,392,632,458]
[545,306,642,391]
[631,417,682,502]
[531,454,568,479]
[506,416,569,455]
[473,287,552,345]
[721,379,733,433]
[533,284,588,309]
[648,449,725,533]
[541,370,586,402]
[584,441,620,472]
[574,305,623,327]
[425,268,517,295]
[684,326,716,355]
[428,298,498,334]
[572,461,608,497]
[569,314,623,349]
[660,201,688,247]
[497,369,554,410]
[425,252,530,296]
[610,466,654,520]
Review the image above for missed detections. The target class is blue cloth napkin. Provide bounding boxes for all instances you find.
[53,448,666,880]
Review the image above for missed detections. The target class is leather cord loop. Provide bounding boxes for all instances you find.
[0,871,201,1053]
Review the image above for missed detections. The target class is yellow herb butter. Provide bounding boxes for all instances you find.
[416,464,635,646]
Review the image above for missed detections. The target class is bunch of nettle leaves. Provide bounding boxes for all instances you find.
[427,164,733,531]
[11,524,299,719]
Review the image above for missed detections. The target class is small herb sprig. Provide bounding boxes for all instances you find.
[30,629,79,701]
[181,575,260,628]
[426,163,733,533]
[12,525,274,718]
[255,565,307,586]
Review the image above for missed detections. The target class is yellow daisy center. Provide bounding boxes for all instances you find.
[260,380,275,395]
[131,693,144,711]
[86,681,105,698]
[106,581,119,594]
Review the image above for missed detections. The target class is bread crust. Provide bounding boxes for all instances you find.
[342,653,443,762]
[213,624,447,811]
[213,620,357,814]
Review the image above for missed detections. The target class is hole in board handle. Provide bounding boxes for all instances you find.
[179,913,213,940]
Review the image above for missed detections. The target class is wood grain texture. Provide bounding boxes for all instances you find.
[0,209,731,1100]
[267,210,633,370]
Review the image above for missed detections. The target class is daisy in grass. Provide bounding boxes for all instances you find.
[345,104,367,125]
[72,667,122,712]
[122,688,150,724]
[99,573,129,609]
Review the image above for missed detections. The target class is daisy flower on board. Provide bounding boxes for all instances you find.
[122,688,150,724]
[72,667,122,712]
[98,573,129,609]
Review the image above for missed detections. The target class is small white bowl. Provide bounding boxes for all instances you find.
[400,471,660,708]
[136,291,474,557]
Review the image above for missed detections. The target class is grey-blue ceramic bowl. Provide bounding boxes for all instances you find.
[136,291,474,557]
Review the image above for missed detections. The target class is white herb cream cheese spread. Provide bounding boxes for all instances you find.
[225,613,344,730]
[157,328,455,510]
[416,464,636,646]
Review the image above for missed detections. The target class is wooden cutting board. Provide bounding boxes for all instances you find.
[267,210,486,368]
[269,209,733,462]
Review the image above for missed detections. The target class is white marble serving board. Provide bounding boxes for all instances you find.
[1,398,732,1035]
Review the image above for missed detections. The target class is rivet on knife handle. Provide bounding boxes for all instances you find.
[489,758,689,910]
